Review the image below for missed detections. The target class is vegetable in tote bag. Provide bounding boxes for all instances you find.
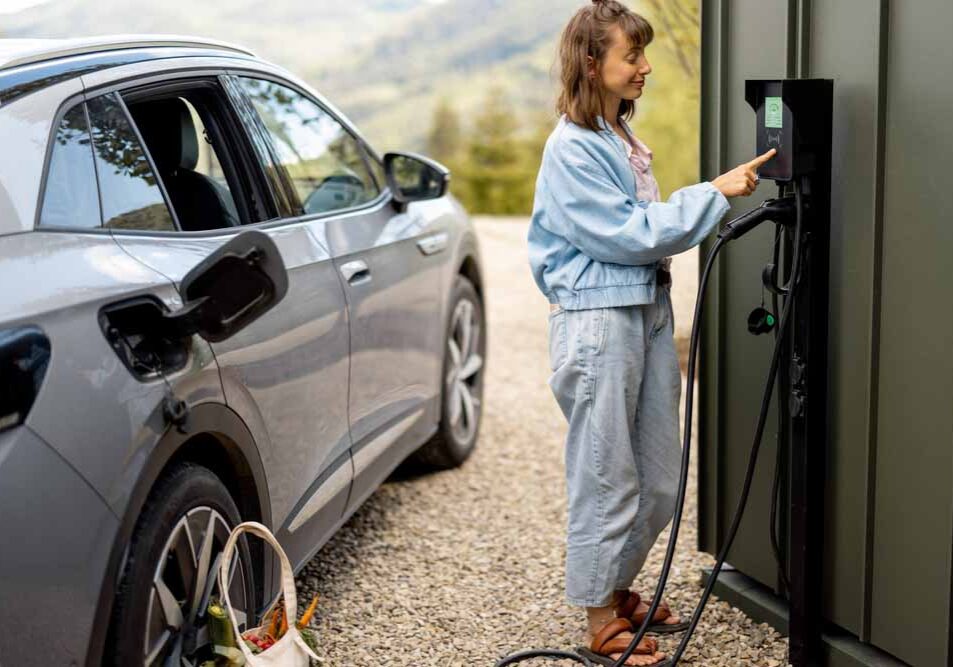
[218,521,321,666]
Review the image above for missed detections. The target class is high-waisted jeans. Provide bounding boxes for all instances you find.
[546,284,681,607]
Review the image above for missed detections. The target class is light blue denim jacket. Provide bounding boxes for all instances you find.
[528,113,730,309]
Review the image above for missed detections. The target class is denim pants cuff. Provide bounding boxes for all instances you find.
[565,593,618,608]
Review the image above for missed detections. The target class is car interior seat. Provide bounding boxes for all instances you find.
[128,97,240,231]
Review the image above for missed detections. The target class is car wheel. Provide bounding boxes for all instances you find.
[107,463,256,666]
[412,274,486,469]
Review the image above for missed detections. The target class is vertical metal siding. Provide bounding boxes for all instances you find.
[868,1,953,663]
[807,0,882,638]
[706,0,791,590]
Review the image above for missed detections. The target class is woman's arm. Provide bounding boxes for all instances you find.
[541,156,731,266]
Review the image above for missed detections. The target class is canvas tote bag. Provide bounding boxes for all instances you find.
[218,521,321,666]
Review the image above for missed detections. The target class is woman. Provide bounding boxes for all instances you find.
[527,1,775,664]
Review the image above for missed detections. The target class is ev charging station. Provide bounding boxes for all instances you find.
[497,78,835,667]
[695,4,952,664]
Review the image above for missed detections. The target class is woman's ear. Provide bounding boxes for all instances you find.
[586,55,597,80]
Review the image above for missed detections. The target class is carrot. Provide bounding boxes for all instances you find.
[297,593,320,628]
[279,605,288,637]
[265,603,281,639]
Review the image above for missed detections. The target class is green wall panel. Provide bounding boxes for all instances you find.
[868,0,953,664]
[715,0,791,593]
[808,0,881,638]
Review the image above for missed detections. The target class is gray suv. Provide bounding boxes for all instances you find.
[0,36,486,666]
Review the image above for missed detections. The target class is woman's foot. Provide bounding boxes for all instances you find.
[615,589,684,629]
[631,595,683,627]
[584,621,667,666]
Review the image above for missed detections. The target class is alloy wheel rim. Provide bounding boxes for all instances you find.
[445,298,483,445]
[144,506,249,666]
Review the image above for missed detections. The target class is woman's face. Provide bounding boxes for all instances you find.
[589,24,652,101]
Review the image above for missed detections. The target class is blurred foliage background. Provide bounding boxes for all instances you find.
[3,0,699,214]
[425,0,700,214]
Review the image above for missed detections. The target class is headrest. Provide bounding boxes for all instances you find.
[129,97,199,173]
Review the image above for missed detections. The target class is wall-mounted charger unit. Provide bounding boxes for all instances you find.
[745,79,833,183]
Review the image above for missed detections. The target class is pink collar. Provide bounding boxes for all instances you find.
[619,120,653,163]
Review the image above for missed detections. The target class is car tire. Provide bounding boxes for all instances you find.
[411,274,486,470]
[107,463,257,666]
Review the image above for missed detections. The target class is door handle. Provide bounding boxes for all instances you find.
[340,259,371,285]
[416,231,449,256]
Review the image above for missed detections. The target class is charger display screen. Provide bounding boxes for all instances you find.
[765,97,783,128]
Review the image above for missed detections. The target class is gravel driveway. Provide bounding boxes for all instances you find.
[296,217,789,666]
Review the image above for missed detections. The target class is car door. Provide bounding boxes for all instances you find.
[230,74,446,513]
[79,69,354,569]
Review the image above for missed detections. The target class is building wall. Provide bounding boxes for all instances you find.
[697,1,953,665]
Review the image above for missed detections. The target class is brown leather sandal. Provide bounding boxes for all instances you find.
[615,591,689,634]
[575,617,672,666]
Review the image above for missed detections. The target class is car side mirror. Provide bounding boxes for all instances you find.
[166,230,288,342]
[383,152,450,206]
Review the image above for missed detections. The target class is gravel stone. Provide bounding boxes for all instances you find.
[295,217,791,666]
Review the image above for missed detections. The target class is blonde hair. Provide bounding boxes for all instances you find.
[555,0,654,132]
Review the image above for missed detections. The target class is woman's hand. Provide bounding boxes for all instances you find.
[711,148,777,198]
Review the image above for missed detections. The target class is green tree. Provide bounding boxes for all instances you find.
[425,98,463,166]
[510,109,557,214]
[444,87,555,215]
[642,0,700,79]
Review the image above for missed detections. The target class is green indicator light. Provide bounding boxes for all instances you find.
[765,97,783,128]
[767,315,775,325]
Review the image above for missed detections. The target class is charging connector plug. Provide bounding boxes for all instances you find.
[717,195,796,241]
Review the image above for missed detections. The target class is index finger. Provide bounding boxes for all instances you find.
[747,148,777,169]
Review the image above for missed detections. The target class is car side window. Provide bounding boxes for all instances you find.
[87,93,176,232]
[236,77,379,216]
[125,88,251,231]
[38,104,101,229]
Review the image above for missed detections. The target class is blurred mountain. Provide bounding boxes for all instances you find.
[2,0,576,148]
[2,0,699,194]
[0,0,438,76]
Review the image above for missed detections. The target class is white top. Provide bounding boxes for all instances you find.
[619,119,671,272]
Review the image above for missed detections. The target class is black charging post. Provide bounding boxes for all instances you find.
[745,79,833,667]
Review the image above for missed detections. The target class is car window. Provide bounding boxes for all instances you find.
[236,77,379,216]
[126,89,249,231]
[181,97,240,213]
[38,104,101,229]
[220,74,298,219]
[87,93,176,232]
